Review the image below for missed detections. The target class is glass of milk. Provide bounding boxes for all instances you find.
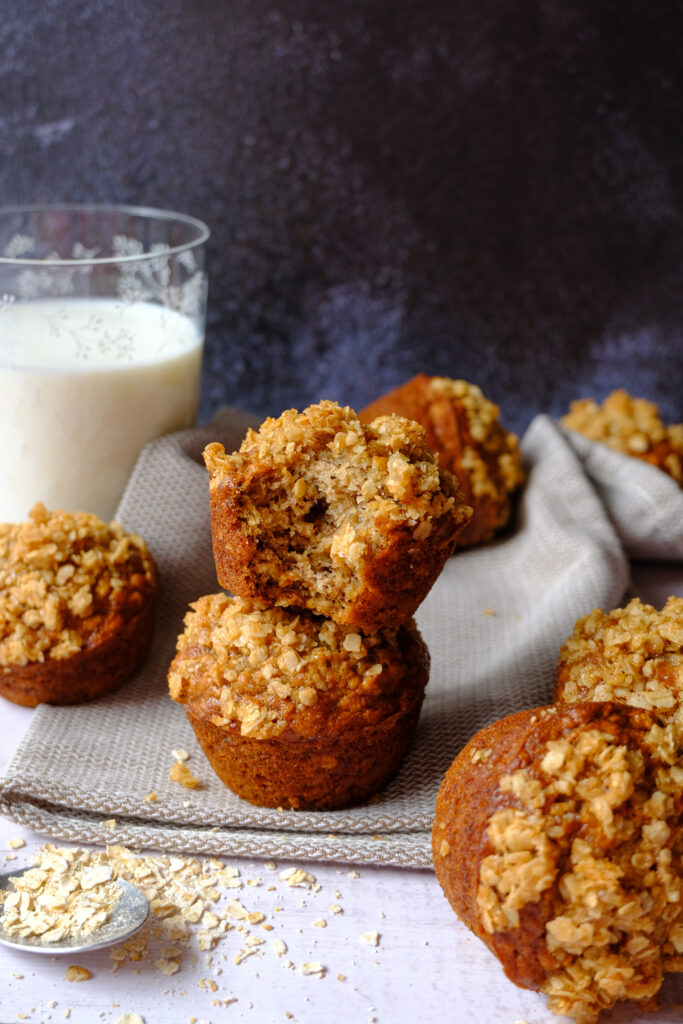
[0,204,209,523]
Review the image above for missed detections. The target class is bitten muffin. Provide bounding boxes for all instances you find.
[168,593,429,810]
[0,503,156,707]
[554,596,683,721]
[360,375,524,546]
[562,389,683,485]
[203,400,472,632]
[432,702,683,1024]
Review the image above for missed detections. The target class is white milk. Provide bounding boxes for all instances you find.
[0,298,203,523]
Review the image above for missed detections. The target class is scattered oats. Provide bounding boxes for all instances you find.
[172,749,189,762]
[285,1015,294,1021]
[12,972,23,978]
[273,938,288,957]
[182,801,190,808]
[439,839,451,857]
[64,1012,71,1020]
[102,819,116,829]
[483,608,496,616]
[262,923,274,931]
[116,1016,146,1024]
[329,904,343,915]
[299,961,326,977]
[169,762,201,789]
[65,965,92,982]
[337,973,346,981]
[280,867,316,888]
[7,837,25,849]
[333,889,342,899]
[155,959,180,976]
[327,834,337,840]
[248,911,266,924]
[4,853,16,861]
[234,947,261,965]
[246,878,260,887]
[359,931,380,946]
[347,870,360,878]
[313,919,327,928]
[143,791,158,803]
[265,861,277,871]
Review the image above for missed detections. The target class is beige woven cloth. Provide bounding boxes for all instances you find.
[1,410,680,868]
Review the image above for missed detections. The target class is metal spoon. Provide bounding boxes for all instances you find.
[0,867,149,954]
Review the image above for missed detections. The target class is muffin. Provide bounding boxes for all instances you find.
[360,375,524,546]
[0,502,156,707]
[168,593,429,809]
[562,389,683,485]
[554,596,683,721]
[203,400,472,632]
[433,701,683,1024]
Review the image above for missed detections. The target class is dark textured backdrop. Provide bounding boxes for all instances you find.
[2,0,682,435]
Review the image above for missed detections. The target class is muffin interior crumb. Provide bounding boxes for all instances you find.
[477,722,683,1024]
[204,401,468,605]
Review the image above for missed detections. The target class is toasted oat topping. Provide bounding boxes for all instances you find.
[428,377,525,498]
[477,719,683,1024]
[0,503,155,665]
[204,400,470,573]
[556,597,683,718]
[562,390,683,484]
[169,594,419,739]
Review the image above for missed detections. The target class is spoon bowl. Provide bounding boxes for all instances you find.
[0,867,149,954]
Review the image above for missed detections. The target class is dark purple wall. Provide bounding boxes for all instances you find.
[2,0,682,434]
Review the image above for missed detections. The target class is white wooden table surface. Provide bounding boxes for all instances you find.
[0,563,681,1024]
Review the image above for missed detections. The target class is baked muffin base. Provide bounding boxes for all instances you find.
[0,597,156,707]
[184,688,425,810]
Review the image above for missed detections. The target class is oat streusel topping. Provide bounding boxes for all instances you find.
[428,377,525,499]
[562,390,683,484]
[0,503,155,665]
[556,596,683,718]
[477,721,683,1024]
[169,593,418,739]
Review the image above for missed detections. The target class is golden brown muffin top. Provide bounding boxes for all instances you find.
[477,711,683,1022]
[562,389,683,484]
[0,503,155,666]
[424,377,524,499]
[204,399,469,541]
[169,593,426,739]
[436,703,683,1023]
[556,596,683,718]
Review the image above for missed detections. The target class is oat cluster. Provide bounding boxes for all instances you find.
[0,503,155,666]
[204,400,467,571]
[427,377,524,501]
[556,597,683,719]
[562,389,683,484]
[169,593,416,738]
[477,723,683,1024]
[0,845,121,942]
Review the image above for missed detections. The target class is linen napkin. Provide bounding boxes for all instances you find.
[0,410,653,868]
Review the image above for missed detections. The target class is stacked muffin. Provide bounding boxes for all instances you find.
[168,399,472,810]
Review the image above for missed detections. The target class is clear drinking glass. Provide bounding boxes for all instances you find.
[0,204,209,523]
